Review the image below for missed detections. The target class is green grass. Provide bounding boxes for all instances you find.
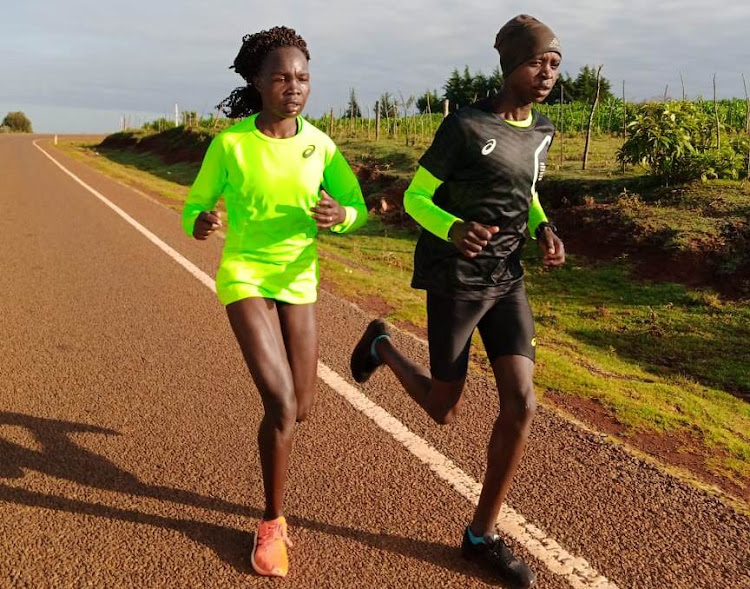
[58,138,196,207]
[320,221,750,488]
[318,217,425,325]
[336,135,750,298]
[57,134,750,493]
[334,138,427,180]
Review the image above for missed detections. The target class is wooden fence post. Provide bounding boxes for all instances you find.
[622,80,627,174]
[375,101,380,141]
[742,74,749,133]
[558,85,564,167]
[713,74,721,149]
[680,71,686,102]
[582,65,603,171]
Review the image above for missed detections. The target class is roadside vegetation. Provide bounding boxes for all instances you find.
[1,111,33,133]
[56,95,750,507]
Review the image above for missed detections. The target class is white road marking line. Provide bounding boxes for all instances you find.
[33,141,215,293]
[33,139,618,589]
[317,365,617,589]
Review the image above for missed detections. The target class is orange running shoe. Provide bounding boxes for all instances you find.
[251,516,293,577]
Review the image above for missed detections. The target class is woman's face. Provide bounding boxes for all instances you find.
[506,51,561,104]
[254,46,310,119]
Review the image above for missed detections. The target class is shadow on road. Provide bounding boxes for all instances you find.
[0,411,501,584]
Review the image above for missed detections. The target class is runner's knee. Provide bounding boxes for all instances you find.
[503,383,536,426]
[263,390,298,431]
[427,380,464,425]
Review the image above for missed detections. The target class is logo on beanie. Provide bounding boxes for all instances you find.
[481,139,497,155]
[302,145,316,158]
[548,37,561,52]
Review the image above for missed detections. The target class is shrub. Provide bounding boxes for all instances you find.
[1,111,33,133]
[617,102,746,184]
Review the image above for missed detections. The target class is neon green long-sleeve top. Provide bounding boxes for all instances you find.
[182,114,367,305]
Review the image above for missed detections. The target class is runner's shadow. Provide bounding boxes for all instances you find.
[0,482,258,573]
[0,411,505,584]
[0,483,500,584]
[0,411,254,517]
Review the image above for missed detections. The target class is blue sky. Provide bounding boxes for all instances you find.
[2,0,749,133]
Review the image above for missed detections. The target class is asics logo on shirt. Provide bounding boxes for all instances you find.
[302,145,316,158]
[481,139,497,155]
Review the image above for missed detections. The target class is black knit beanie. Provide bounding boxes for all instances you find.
[494,15,561,76]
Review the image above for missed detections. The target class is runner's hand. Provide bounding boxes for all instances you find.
[193,210,222,240]
[538,225,565,267]
[312,189,345,229]
[449,221,500,258]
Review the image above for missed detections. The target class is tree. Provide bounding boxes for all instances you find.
[444,66,503,112]
[544,66,613,104]
[572,65,612,103]
[343,88,362,119]
[2,111,33,133]
[474,66,503,100]
[375,92,397,118]
[544,72,574,104]
[417,89,441,114]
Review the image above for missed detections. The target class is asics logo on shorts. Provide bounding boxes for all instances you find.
[481,139,497,155]
[302,145,316,158]
[538,162,546,181]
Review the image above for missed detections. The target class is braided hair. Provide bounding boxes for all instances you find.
[217,26,311,119]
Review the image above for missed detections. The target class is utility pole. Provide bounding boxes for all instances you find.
[175,103,179,127]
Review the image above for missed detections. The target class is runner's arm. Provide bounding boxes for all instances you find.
[322,149,368,233]
[403,166,463,241]
[181,137,227,237]
[528,190,549,240]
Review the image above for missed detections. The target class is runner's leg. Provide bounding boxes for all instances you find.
[226,297,296,520]
[471,354,536,534]
[471,282,537,534]
[276,301,318,422]
[376,338,466,425]
[371,293,487,424]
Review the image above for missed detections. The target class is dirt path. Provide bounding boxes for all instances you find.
[1,135,748,588]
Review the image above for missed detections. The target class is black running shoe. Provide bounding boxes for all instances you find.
[461,527,537,588]
[350,319,390,383]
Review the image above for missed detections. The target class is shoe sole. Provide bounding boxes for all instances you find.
[461,538,536,588]
[251,532,287,578]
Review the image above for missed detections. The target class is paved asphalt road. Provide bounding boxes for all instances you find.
[1,135,748,588]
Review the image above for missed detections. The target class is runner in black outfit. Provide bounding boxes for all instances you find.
[351,14,565,588]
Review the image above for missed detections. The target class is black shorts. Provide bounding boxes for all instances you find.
[426,281,536,382]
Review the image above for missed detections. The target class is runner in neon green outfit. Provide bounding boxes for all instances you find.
[182,26,366,578]
[182,113,364,305]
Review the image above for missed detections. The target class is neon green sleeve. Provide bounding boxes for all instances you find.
[528,191,549,240]
[403,166,462,241]
[323,149,368,234]
[181,136,227,237]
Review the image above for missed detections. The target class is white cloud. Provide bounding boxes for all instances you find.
[2,0,749,132]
